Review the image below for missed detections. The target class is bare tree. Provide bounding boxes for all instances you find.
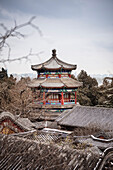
[0,17,43,115]
[0,16,43,66]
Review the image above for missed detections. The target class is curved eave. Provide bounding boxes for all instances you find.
[28,77,82,89]
[62,66,77,70]
[31,56,77,71]
[56,57,77,70]
[64,83,83,88]
[31,65,41,71]
[28,78,46,88]
[61,78,83,88]
[29,84,81,89]
[41,85,64,88]
[44,65,77,71]
[31,66,77,72]
[65,85,81,88]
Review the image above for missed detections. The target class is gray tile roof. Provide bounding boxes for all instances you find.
[73,135,113,150]
[94,147,113,170]
[57,105,113,131]
[28,77,82,88]
[28,78,46,87]
[61,77,83,87]
[31,50,77,71]
[41,78,64,88]
[0,134,100,170]
[0,112,35,131]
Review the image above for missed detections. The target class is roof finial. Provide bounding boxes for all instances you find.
[52,49,56,58]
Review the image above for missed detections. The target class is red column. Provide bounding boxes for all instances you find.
[59,74,61,78]
[61,92,64,105]
[75,91,77,104]
[68,74,71,78]
[46,74,48,78]
[43,91,46,105]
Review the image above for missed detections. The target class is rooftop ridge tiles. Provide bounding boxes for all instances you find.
[0,112,34,131]
[31,50,77,71]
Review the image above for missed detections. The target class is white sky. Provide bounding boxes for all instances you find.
[0,0,113,75]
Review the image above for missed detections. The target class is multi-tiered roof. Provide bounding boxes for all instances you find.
[29,49,82,88]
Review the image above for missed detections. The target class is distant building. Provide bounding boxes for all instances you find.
[28,49,82,111]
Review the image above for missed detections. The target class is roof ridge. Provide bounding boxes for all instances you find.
[31,56,53,68]
[75,105,113,110]
[56,56,77,67]
[0,112,33,131]
[54,56,62,68]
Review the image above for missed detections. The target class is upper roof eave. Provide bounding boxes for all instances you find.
[32,66,77,71]
[31,50,77,71]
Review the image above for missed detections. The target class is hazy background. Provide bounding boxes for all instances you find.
[0,0,113,77]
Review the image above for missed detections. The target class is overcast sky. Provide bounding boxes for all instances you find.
[0,0,113,76]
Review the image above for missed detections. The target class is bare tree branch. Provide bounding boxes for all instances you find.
[0,16,42,49]
[0,16,43,65]
[0,50,43,64]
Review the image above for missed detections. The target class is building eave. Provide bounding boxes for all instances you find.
[31,50,77,71]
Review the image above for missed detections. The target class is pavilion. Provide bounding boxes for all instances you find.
[28,49,82,110]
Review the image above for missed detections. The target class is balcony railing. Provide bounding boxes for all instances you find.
[33,99,75,105]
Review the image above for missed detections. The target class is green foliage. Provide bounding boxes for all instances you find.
[77,70,99,106]
[77,92,91,106]
[77,70,113,107]
[77,70,98,88]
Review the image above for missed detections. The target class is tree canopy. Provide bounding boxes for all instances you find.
[77,70,113,107]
